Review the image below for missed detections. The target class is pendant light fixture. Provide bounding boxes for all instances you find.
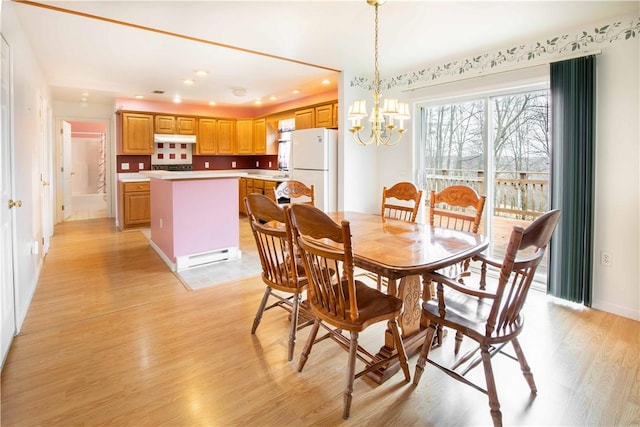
[348,0,410,146]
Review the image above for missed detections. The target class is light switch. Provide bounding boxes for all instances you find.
[269,161,272,168]
[232,161,236,168]
[204,161,210,169]
[138,163,144,170]
[121,163,130,170]
[256,161,259,167]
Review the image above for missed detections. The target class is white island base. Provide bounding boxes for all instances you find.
[141,170,247,272]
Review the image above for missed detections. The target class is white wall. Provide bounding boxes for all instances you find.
[591,36,639,320]
[1,3,50,329]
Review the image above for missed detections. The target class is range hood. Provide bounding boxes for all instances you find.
[154,134,197,144]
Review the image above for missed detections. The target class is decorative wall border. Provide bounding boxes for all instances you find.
[350,16,640,91]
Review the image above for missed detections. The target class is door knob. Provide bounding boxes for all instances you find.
[8,199,22,208]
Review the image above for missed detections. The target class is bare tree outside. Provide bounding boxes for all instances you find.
[420,88,550,261]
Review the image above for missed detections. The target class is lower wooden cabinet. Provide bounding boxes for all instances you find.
[239,178,278,215]
[120,181,150,229]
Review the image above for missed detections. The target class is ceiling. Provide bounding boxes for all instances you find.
[9,0,638,109]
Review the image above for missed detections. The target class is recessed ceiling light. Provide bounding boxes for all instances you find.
[135,95,144,99]
[80,97,87,102]
[269,96,277,101]
[209,101,216,106]
[194,69,208,76]
[182,78,195,85]
[322,79,330,85]
[292,89,300,94]
[81,91,89,97]
[254,99,262,105]
[173,96,182,103]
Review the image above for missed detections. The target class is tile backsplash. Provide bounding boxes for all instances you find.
[152,143,193,165]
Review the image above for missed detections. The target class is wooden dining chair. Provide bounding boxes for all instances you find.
[412,209,561,427]
[244,193,311,361]
[429,185,486,234]
[286,204,411,419]
[368,181,423,290]
[381,181,423,223]
[428,185,486,288]
[273,180,315,206]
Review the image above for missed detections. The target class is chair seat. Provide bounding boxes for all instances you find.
[422,293,522,344]
[312,279,403,332]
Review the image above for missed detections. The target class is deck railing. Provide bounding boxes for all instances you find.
[422,169,549,219]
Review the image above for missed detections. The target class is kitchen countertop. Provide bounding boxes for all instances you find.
[119,170,290,182]
[140,170,248,180]
[119,172,150,182]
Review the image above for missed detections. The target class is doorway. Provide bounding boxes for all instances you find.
[57,120,109,222]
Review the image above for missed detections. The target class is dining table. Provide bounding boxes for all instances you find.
[326,211,489,383]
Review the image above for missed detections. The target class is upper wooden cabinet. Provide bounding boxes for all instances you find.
[196,118,217,155]
[294,108,314,130]
[154,115,196,135]
[217,119,236,155]
[236,119,253,154]
[315,104,334,128]
[120,112,154,154]
[294,101,338,130]
[253,118,267,154]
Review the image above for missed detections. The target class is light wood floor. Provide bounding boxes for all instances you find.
[1,218,638,426]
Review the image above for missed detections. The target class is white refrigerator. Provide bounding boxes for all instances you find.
[289,128,338,212]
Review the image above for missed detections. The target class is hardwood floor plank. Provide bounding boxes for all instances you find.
[1,218,638,426]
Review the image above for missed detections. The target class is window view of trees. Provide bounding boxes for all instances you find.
[421,89,550,220]
[419,88,550,264]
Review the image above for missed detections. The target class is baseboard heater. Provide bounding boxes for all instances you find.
[176,247,241,271]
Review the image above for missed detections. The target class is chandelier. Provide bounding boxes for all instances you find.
[348,0,410,147]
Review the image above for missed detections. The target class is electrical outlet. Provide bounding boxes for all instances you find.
[600,251,612,266]
[269,161,272,168]
[121,163,130,170]
[138,162,144,170]
[204,161,210,169]
[231,161,236,168]
[256,161,260,167]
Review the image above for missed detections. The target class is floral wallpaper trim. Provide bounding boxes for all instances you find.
[350,17,640,91]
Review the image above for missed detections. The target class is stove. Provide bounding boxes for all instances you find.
[151,164,193,171]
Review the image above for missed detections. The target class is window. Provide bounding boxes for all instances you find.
[417,85,551,280]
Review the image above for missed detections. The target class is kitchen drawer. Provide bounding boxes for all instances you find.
[123,182,150,192]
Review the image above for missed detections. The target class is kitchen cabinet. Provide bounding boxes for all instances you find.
[120,181,150,229]
[236,119,253,154]
[238,177,248,215]
[196,118,217,155]
[315,103,334,128]
[120,112,154,154]
[243,178,277,205]
[294,108,314,130]
[155,115,196,135]
[217,119,236,154]
[253,118,266,154]
[333,102,339,128]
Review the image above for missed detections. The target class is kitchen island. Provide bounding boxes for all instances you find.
[140,170,247,271]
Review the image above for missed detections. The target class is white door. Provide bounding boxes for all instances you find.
[1,34,16,365]
[61,120,72,220]
[39,93,52,252]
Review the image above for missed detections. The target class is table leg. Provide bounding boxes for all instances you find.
[368,274,425,384]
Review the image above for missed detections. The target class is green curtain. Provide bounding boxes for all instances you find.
[548,55,595,305]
